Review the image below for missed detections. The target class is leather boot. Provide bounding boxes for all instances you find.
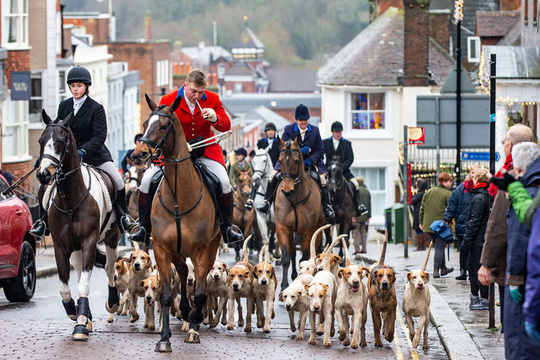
[413,234,425,251]
[129,192,152,244]
[352,189,362,217]
[115,187,136,233]
[455,268,467,280]
[256,176,279,215]
[441,266,455,276]
[433,268,440,278]
[221,192,244,244]
[321,185,335,220]
[29,196,49,238]
[245,183,258,210]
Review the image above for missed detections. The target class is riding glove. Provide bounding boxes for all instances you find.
[300,146,310,155]
[78,149,85,159]
[203,108,217,123]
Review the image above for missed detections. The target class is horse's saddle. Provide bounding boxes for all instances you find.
[91,167,118,205]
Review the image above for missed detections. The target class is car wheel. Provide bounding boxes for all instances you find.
[4,241,36,302]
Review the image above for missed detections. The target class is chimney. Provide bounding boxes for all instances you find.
[429,8,450,53]
[501,0,520,11]
[370,0,404,22]
[403,0,430,86]
[144,10,152,40]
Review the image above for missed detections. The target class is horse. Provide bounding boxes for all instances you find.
[131,95,221,352]
[325,156,356,259]
[251,147,278,259]
[274,137,325,291]
[232,170,255,261]
[35,110,121,341]
[125,165,143,221]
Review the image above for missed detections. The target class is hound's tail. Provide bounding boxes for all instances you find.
[378,229,388,266]
[310,224,332,260]
[421,241,434,272]
[322,234,348,271]
[242,234,253,262]
[259,244,269,263]
[341,236,351,267]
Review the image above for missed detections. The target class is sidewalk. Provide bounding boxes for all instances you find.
[356,236,504,360]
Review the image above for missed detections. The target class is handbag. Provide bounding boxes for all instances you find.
[429,220,454,242]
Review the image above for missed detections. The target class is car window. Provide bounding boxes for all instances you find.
[0,178,11,201]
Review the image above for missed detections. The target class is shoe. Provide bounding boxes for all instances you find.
[29,220,47,238]
[413,247,426,251]
[353,251,361,255]
[257,200,270,215]
[433,268,440,278]
[455,269,467,280]
[441,267,454,276]
[470,297,489,310]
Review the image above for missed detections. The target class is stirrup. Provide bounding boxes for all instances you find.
[245,199,254,210]
[256,201,270,215]
[129,225,148,243]
[120,215,136,233]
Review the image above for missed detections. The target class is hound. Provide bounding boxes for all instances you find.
[127,241,153,328]
[403,242,432,349]
[181,258,196,332]
[279,273,313,340]
[205,252,229,328]
[298,224,331,276]
[253,245,277,333]
[107,258,131,322]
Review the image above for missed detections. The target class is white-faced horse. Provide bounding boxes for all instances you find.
[36,110,121,341]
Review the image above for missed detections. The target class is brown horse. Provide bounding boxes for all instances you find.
[275,137,324,290]
[232,170,255,261]
[36,110,121,341]
[131,95,221,352]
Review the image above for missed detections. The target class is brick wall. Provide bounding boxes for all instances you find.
[379,0,404,14]
[5,50,31,86]
[403,0,430,86]
[429,12,450,52]
[64,17,109,44]
[3,161,32,192]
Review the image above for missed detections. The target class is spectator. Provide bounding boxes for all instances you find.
[412,178,429,251]
[419,172,453,278]
[463,168,491,310]
[479,124,534,329]
[121,133,143,177]
[444,165,478,280]
[352,176,371,254]
[496,142,540,358]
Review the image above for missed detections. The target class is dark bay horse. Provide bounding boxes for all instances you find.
[274,137,324,291]
[131,95,221,352]
[36,110,121,341]
[326,156,355,258]
[232,170,255,261]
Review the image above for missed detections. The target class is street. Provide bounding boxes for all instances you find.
[0,247,448,360]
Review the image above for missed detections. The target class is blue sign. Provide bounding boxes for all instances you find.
[10,71,30,101]
[461,152,500,162]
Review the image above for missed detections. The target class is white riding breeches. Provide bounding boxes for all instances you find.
[269,168,327,185]
[95,161,125,190]
[138,157,232,194]
[350,177,359,190]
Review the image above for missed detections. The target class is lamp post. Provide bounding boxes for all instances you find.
[454,0,463,185]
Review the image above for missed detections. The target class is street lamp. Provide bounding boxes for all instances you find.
[454,0,463,185]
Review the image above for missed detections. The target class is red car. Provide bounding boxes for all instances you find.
[0,174,36,301]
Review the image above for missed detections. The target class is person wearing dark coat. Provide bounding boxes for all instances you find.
[323,121,363,216]
[30,66,135,238]
[463,168,492,310]
[121,133,143,175]
[444,166,478,280]
[257,104,334,220]
[257,122,280,167]
[412,179,430,251]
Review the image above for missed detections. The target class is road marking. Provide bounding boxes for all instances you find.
[394,319,405,360]
[396,306,420,360]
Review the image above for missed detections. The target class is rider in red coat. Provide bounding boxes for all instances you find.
[130,69,243,244]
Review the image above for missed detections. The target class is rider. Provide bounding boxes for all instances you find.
[229,147,254,210]
[130,68,243,244]
[121,133,143,178]
[257,122,280,167]
[256,104,335,220]
[323,121,365,216]
[30,66,136,237]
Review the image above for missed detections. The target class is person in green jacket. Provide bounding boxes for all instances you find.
[229,147,254,209]
[419,172,453,278]
[352,176,371,254]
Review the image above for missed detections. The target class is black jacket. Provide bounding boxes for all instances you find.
[257,137,280,166]
[463,185,491,247]
[412,180,428,230]
[323,137,354,179]
[57,97,113,166]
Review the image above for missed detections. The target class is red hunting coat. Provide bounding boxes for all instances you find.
[159,86,229,168]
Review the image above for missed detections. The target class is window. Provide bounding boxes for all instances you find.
[2,0,28,48]
[234,83,243,93]
[29,72,43,124]
[2,100,29,161]
[156,59,169,87]
[467,36,481,63]
[58,70,67,102]
[351,93,385,130]
[352,167,386,220]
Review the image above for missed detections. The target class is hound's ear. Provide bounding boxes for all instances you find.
[407,272,412,282]
[246,270,251,279]
[138,280,145,287]
[338,268,344,278]
[390,270,397,284]
[170,92,182,113]
[335,255,343,264]
[222,262,229,272]
[425,272,430,283]
[278,291,284,302]
[145,94,158,111]
[321,283,329,292]
[361,267,370,277]
[42,109,52,126]
[252,267,259,279]
[271,266,276,279]
[146,258,153,270]
[305,284,311,292]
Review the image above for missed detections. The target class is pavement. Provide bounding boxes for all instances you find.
[34,234,505,360]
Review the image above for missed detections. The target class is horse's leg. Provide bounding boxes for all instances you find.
[155,247,173,352]
[72,242,96,341]
[105,243,120,320]
[277,224,292,291]
[57,247,77,321]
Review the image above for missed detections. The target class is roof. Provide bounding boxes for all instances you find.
[222,93,321,116]
[226,63,257,77]
[461,0,499,36]
[317,7,454,87]
[267,68,319,93]
[481,46,540,79]
[476,11,520,37]
[182,45,232,67]
[236,105,291,131]
[232,25,265,49]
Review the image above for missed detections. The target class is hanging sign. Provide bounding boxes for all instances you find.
[408,127,425,145]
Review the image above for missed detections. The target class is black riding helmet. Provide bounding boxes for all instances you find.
[331,121,343,132]
[264,122,276,132]
[67,66,92,86]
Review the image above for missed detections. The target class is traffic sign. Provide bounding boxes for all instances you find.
[461,152,500,162]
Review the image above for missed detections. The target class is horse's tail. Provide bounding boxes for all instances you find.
[421,241,434,272]
[378,229,388,266]
[242,234,252,262]
[310,224,331,260]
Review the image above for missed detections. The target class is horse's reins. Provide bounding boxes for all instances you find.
[43,123,92,251]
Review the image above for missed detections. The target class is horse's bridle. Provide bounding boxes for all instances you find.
[328,163,345,189]
[280,148,305,185]
[41,123,81,181]
[139,108,179,163]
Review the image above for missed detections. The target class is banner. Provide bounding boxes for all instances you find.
[11,71,31,101]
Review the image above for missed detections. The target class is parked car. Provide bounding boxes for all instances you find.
[0,174,36,301]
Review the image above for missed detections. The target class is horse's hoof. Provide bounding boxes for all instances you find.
[154,340,172,352]
[184,329,200,344]
[72,324,89,341]
[105,301,119,314]
[86,320,93,332]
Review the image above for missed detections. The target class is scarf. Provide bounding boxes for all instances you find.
[488,153,512,196]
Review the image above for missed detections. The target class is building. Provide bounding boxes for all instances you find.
[234,105,290,151]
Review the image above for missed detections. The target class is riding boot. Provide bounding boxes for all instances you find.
[320,185,335,220]
[29,198,49,238]
[413,234,426,251]
[352,189,362,217]
[221,192,244,244]
[245,183,258,211]
[256,176,279,215]
[130,192,152,244]
[115,188,136,233]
